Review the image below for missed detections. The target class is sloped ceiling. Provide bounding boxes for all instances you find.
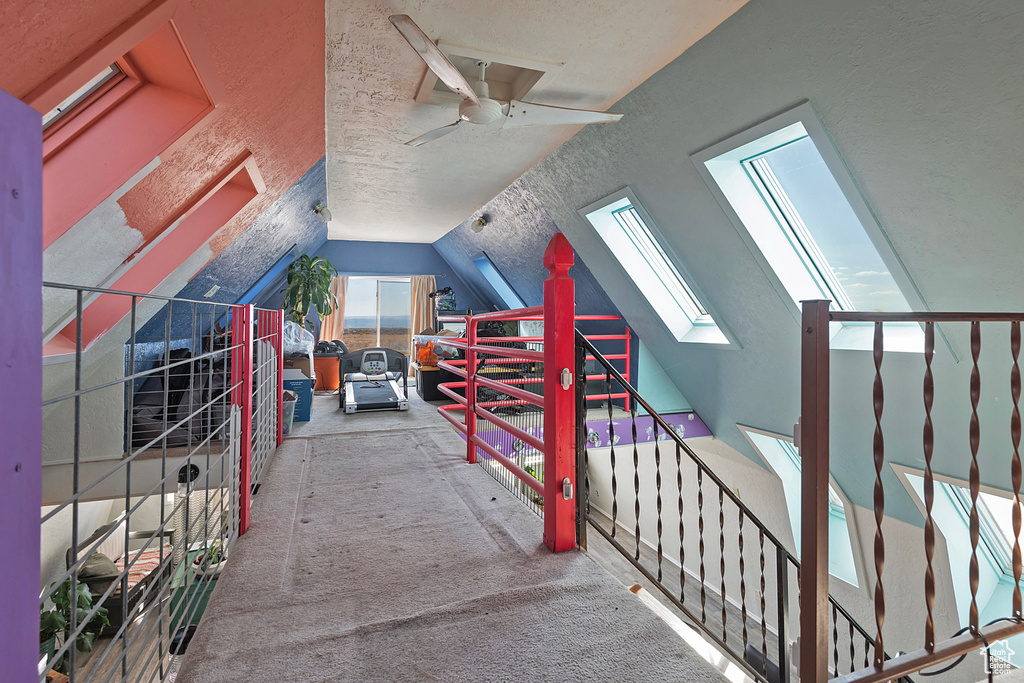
[324,0,749,243]
[520,0,1024,524]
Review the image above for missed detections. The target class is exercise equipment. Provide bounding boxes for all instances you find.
[340,347,409,413]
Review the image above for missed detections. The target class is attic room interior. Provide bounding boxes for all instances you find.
[3,0,1024,682]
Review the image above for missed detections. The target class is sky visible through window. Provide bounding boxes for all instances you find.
[343,277,411,328]
[42,64,121,129]
[752,137,909,312]
[473,254,525,309]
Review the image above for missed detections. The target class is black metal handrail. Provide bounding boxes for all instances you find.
[575,330,912,682]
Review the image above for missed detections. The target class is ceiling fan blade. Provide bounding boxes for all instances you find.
[404,120,466,147]
[503,101,623,128]
[389,15,481,107]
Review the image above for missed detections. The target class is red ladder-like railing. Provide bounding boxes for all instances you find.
[434,234,578,551]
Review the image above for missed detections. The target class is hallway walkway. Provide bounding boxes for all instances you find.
[175,394,727,682]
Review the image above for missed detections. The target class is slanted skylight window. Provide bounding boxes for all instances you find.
[473,253,526,309]
[42,64,122,130]
[693,102,925,352]
[746,137,910,312]
[900,469,1024,636]
[580,188,729,345]
[740,425,860,587]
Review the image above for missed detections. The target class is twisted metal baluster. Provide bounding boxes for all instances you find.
[608,372,617,538]
[719,486,727,643]
[739,509,747,651]
[864,635,871,669]
[1011,321,1022,617]
[677,441,685,604]
[833,603,840,676]
[632,400,641,560]
[654,420,663,582]
[923,321,936,652]
[872,321,886,666]
[698,467,707,624]
[759,529,767,677]
[969,320,982,634]
[849,620,856,673]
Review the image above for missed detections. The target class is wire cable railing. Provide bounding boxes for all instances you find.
[38,284,282,683]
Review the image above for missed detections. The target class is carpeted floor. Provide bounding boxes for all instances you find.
[175,394,728,682]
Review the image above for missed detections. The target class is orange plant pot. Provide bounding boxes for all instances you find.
[313,355,340,391]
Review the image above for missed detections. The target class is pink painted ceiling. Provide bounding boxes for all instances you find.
[0,0,325,262]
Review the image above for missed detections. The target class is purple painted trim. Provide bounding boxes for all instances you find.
[463,411,712,455]
[585,411,713,448]
[0,89,43,682]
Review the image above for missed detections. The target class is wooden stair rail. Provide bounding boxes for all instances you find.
[800,301,1024,682]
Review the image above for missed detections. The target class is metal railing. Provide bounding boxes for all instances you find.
[800,302,1024,682]
[435,316,627,518]
[38,283,282,682]
[433,234,579,551]
[577,331,910,682]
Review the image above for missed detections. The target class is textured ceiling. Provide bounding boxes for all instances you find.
[325,0,748,243]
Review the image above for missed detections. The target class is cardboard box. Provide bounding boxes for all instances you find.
[283,370,313,421]
[283,357,312,378]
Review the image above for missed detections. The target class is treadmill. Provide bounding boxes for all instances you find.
[340,347,409,414]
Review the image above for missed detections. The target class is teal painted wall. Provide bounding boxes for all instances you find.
[521,0,1024,525]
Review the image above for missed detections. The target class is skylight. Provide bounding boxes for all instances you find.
[580,188,729,345]
[741,426,860,587]
[693,103,925,352]
[473,253,525,309]
[901,470,1024,633]
[42,64,122,129]
[744,135,909,312]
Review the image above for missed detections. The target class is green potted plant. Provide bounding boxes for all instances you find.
[281,255,339,332]
[40,579,110,674]
[192,539,226,576]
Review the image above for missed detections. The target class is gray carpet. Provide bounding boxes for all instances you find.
[176,394,727,682]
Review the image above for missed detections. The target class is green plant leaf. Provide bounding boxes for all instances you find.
[77,630,96,653]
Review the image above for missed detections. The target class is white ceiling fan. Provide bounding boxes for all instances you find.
[389,14,624,147]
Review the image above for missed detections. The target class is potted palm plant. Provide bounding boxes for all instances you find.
[281,255,339,332]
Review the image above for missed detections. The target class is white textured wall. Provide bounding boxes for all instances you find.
[39,499,115,592]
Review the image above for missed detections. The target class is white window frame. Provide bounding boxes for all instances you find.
[579,187,734,347]
[691,102,928,353]
[472,252,526,309]
[739,424,866,592]
[344,276,412,349]
[893,464,1024,629]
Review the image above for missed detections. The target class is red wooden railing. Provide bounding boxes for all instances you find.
[231,305,286,537]
[434,235,576,551]
[434,234,631,552]
[800,301,1024,682]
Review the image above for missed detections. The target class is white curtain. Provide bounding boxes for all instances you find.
[319,276,348,341]
[410,275,436,334]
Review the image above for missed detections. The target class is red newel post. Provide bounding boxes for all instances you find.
[543,233,576,553]
[232,304,254,535]
[466,319,478,464]
[799,299,831,681]
[276,309,285,445]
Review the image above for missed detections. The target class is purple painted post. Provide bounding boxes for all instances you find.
[0,89,43,681]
